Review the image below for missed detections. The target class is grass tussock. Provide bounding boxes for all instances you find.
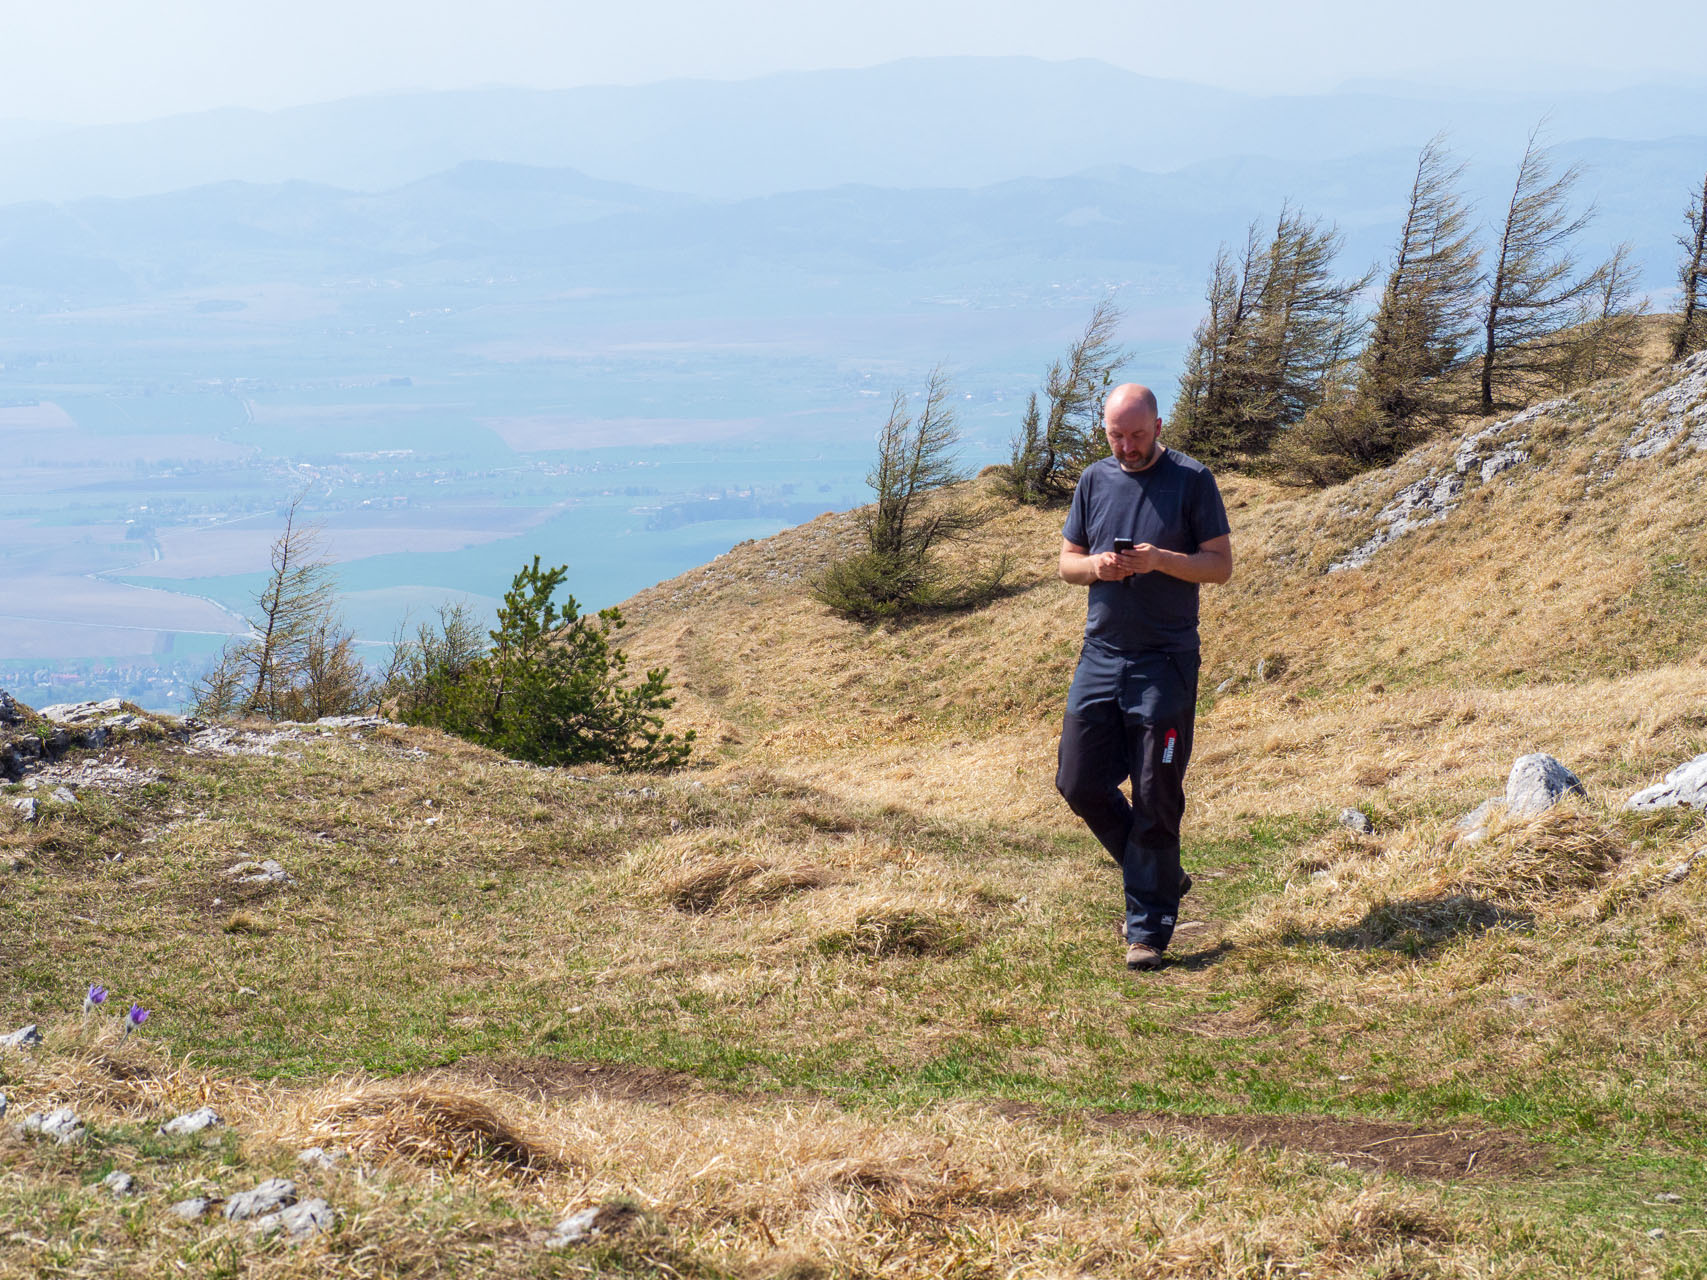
[1449,806,1627,908]
[816,904,971,958]
[664,856,829,914]
[295,1083,555,1173]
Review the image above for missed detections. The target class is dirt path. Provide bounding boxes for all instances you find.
[438,1056,1554,1181]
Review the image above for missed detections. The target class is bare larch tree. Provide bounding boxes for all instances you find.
[1477,128,1601,413]
[1674,168,1707,360]
[1358,135,1483,437]
[1005,298,1125,502]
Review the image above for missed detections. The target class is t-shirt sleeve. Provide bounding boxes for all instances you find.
[1061,474,1091,547]
[1187,469,1232,546]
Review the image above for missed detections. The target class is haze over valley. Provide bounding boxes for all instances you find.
[2,56,1703,708]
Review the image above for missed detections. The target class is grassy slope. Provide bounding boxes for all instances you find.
[3,350,1707,1276]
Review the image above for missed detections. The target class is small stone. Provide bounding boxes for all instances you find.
[237,986,258,997]
[1,1023,43,1050]
[253,1197,335,1240]
[1649,1228,1666,1239]
[1655,1192,1683,1203]
[223,1178,296,1220]
[1505,754,1586,817]
[1503,994,1536,1010]
[1661,859,1697,886]
[297,1146,345,1170]
[170,1196,213,1220]
[102,1170,138,1196]
[9,798,37,823]
[0,1091,7,1118]
[227,859,291,885]
[1338,807,1373,835]
[19,1107,84,1143]
[50,786,77,806]
[546,1203,633,1247]
[158,1106,223,1136]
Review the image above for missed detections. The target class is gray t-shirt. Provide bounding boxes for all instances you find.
[1062,450,1230,654]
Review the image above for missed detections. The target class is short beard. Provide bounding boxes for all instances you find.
[1117,441,1161,472]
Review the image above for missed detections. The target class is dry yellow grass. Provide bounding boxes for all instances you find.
[0,1035,1635,1279]
[622,352,1707,853]
[6,347,1707,1276]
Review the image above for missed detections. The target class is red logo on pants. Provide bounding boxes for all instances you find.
[1162,729,1177,764]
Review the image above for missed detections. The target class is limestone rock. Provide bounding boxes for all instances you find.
[297,1146,345,1171]
[1626,753,1707,812]
[49,786,77,806]
[1,1023,43,1050]
[1624,349,1707,460]
[1505,754,1585,817]
[1338,808,1373,835]
[312,715,387,730]
[253,1197,335,1241]
[40,698,124,725]
[159,1106,223,1136]
[226,859,292,886]
[170,1196,214,1220]
[102,1170,138,1196]
[1329,401,1555,572]
[9,798,37,823]
[223,1178,296,1220]
[0,1091,7,1118]
[0,689,21,725]
[1661,851,1702,886]
[19,1107,84,1143]
[1453,797,1504,846]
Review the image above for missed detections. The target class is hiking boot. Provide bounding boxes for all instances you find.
[1126,942,1165,971]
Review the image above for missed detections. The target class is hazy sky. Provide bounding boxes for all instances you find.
[4,0,1705,125]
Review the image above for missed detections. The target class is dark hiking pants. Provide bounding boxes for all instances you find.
[1055,644,1199,951]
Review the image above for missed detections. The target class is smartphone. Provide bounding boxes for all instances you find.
[1113,538,1135,552]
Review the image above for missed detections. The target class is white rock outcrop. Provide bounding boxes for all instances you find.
[1626,753,1707,812]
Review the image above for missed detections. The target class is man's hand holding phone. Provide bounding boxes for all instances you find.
[1095,538,1158,580]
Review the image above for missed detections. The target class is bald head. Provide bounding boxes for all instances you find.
[1103,383,1164,471]
[1103,383,1159,428]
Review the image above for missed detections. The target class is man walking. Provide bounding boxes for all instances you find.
[1055,383,1233,972]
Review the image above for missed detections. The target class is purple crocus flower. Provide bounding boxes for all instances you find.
[82,984,108,1020]
[123,1005,150,1037]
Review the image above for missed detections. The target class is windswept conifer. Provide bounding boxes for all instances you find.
[1358,137,1483,436]
[1674,168,1707,360]
[1174,209,1367,464]
[1477,128,1602,413]
[818,368,1008,620]
[1004,300,1124,502]
[1555,241,1647,390]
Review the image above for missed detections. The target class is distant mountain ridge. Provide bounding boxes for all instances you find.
[2,57,1705,204]
[4,137,1702,302]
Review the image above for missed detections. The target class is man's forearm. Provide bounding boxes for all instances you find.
[1058,551,1101,586]
[1060,544,1233,587]
[1149,546,1233,585]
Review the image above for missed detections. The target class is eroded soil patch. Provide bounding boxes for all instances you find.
[440,1056,711,1105]
[998,1101,1554,1179]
